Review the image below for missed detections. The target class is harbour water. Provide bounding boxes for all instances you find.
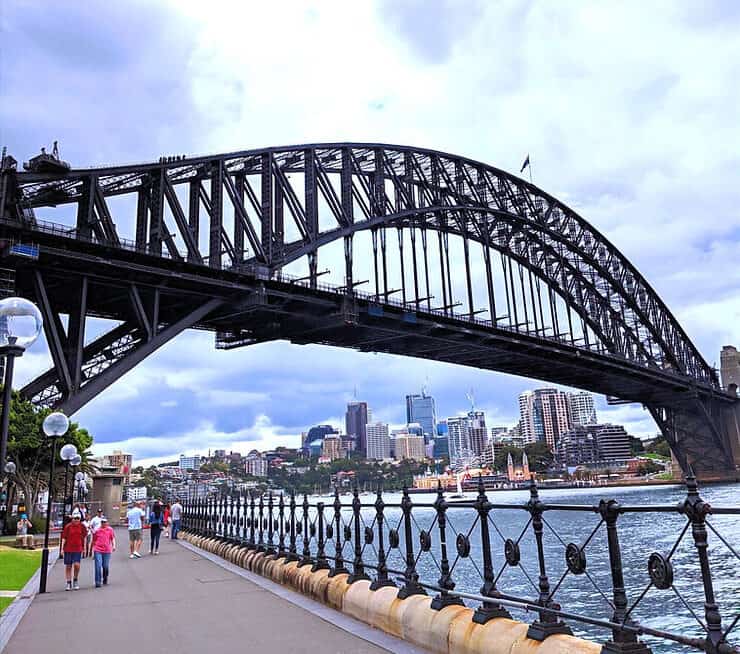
[303,482,740,653]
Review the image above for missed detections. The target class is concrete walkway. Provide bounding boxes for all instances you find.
[4,531,395,654]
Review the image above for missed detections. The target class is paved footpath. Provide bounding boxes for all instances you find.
[4,530,393,654]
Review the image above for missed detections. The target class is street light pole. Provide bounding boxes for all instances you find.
[39,412,70,594]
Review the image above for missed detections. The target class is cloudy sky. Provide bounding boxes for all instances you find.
[1,1,739,465]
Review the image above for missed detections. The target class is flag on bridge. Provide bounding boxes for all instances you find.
[520,154,530,173]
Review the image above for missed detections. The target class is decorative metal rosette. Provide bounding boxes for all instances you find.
[326,524,334,540]
[419,530,432,551]
[648,552,674,590]
[565,543,587,575]
[504,538,520,566]
[388,529,400,549]
[364,526,374,544]
[344,525,352,542]
[456,533,471,558]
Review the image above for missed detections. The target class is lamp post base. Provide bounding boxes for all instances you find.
[39,548,50,593]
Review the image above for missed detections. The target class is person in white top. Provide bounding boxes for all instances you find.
[126,501,146,558]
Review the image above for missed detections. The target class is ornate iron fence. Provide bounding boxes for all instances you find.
[182,474,740,654]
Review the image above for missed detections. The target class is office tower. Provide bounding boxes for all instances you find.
[518,388,571,451]
[467,410,487,455]
[394,432,426,461]
[366,422,391,460]
[568,391,597,426]
[346,402,369,455]
[406,390,437,440]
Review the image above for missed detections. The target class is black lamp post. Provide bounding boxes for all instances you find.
[39,411,70,594]
[0,297,43,534]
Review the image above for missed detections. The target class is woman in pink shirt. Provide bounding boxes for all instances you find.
[92,516,116,588]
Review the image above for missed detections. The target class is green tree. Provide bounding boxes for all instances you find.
[647,436,671,458]
[6,392,93,519]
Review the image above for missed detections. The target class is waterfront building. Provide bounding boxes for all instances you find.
[595,424,632,461]
[447,416,473,464]
[366,422,391,460]
[406,390,436,440]
[720,345,740,393]
[395,432,426,461]
[568,391,597,426]
[245,450,268,477]
[179,454,201,471]
[556,427,598,466]
[322,434,343,461]
[346,402,370,455]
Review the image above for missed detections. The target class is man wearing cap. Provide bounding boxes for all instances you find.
[16,514,33,548]
[61,509,87,591]
[91,516,116,587]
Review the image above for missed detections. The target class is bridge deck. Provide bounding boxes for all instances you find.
[5,531,408,654]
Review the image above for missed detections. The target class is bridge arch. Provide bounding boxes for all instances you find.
[2,142,738,478]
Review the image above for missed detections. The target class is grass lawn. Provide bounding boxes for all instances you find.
[0,596,13,615]
[0,545,41,591]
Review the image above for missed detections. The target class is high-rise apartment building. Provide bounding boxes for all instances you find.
[594,424,632,461]
[245,450,268,477]
[568,391,597,426]
[556,424,632,465]
[406,391,436,440]
[518,388,571,450]
[179,455,201,471]
[366,422,391,460]
[322,434,343,461]
[346,402,370,455]
[447,411,487,462]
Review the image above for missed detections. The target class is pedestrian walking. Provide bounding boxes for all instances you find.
[149,501,164,555]
[126,501,146,559]
[170,499,183,540]
[61,509,87,590]
[163,503,171,538]
[92,516,116,587]
[87,508,103,557]
[16,514,33,548]
[81,514,91,558]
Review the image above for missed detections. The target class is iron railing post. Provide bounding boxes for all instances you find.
[329,487,349,577]
[257,492,265,552]
[229,492,235,540]
[682,472,724,653]
[277,493,286,558]
[298,493,312,567]
[397,486,425,599]
[312,501,330,572]
[347,486,369,583]
[286,490,299,562]
[526,479,571,640]
[431,483,463,610]
[473,476,510,622]
[370,484,396,590]
[266,492,275,555]
[248,490,256,549]
[600,498,651,653]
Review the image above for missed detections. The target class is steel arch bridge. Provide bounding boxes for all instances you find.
[0,142,738,480]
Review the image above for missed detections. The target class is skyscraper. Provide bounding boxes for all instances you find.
[366,422,391,460]
[346,402,369,455]
[568,391,597,426]
[518,388,571,450]
[446,410,487,462]
[406,390,436,440]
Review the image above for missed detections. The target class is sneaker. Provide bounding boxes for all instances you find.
[103,578,108,586]
[129,554,135,559]
[73,580,80,590]
[95,584,101,588]
[133,551,142,558]
[154,551,159,555]
[65,581,72,591]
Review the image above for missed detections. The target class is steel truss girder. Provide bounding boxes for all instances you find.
[21,272,223,414]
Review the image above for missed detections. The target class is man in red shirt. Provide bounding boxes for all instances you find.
[61,509,87,591]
